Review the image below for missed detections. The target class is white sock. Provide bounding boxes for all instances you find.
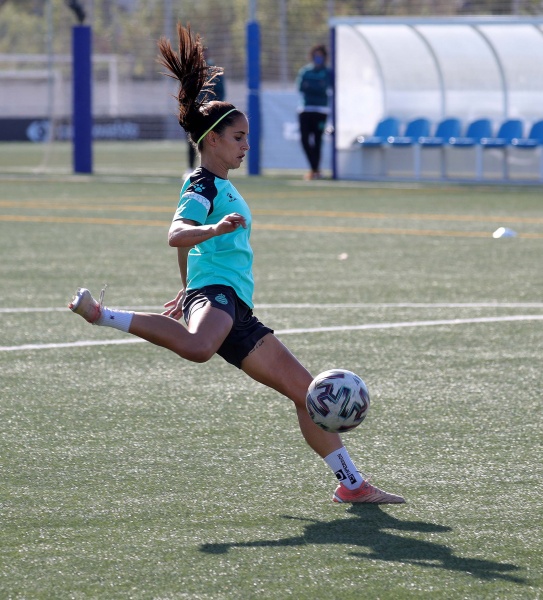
[324,446,363,490]
[95,307,134,333]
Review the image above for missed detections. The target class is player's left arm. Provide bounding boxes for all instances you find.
[162,246,189,320]
[177,246,189,289]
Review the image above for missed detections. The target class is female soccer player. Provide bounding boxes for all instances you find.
[69,24,404,505]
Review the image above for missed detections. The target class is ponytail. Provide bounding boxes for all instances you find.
[157,23,240,147]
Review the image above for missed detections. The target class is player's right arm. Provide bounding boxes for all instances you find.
[167,214,246,248]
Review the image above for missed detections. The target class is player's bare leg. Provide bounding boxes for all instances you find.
[129,303,232,362]
[69,287,233,363]
[240,333,343,458]
[241,333,405,504]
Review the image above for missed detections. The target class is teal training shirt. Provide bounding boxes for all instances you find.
[172,167,255,308]
[296,63,333,113]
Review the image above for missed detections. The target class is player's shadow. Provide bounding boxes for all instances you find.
[200,504,525,584]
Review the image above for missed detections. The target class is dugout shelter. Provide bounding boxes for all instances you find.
[331,16,543,182]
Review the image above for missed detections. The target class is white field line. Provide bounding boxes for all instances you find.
[0,338,145,352]
[273,314,543,335]
[1,314,542,352]
[2,302,543,314]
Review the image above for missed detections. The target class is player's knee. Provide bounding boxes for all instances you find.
[291,392,308,410]
[182,342,216,363]
[190,351,214,364]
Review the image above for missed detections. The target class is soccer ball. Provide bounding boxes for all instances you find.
[306,369,370,433]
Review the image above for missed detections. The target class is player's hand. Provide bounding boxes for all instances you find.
[214,213,247,236]
[162,288,186,320]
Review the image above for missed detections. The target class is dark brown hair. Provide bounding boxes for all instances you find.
[157,23,242,149]
[310,44,327,60]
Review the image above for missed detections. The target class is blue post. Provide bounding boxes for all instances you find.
[330,25,337,180]
[246,20,261,176]
[72,25,92,174]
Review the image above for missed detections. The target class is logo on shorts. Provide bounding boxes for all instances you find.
[215,293,228,305]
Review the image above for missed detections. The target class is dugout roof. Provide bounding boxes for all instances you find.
[331,16,543,149]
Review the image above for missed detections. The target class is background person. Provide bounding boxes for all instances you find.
[69,23,403,506]
[296,44,333,180]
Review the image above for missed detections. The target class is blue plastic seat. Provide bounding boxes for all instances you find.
[447,118,493,180]
[387,118,431,146]
[383,118,431,179]
[481,119,524,148]
[448,118,493,147]
[511,120,543,148]
[357,117,400,147]
[419,118,462,147]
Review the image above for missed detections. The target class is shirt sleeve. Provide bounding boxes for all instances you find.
[173,191,211,225]
[296,65,308,92]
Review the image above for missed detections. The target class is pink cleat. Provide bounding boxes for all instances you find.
[333,480,405,504]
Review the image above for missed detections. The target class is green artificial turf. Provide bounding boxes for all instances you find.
[0,149,542,598]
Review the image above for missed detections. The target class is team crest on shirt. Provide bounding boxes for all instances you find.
[192,184,205,193]
[227,192,236,202]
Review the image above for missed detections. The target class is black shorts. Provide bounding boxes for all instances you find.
[182,285,273,369]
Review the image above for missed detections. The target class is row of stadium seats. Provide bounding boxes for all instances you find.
[355,117,543,180]
[357,117,543,149]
